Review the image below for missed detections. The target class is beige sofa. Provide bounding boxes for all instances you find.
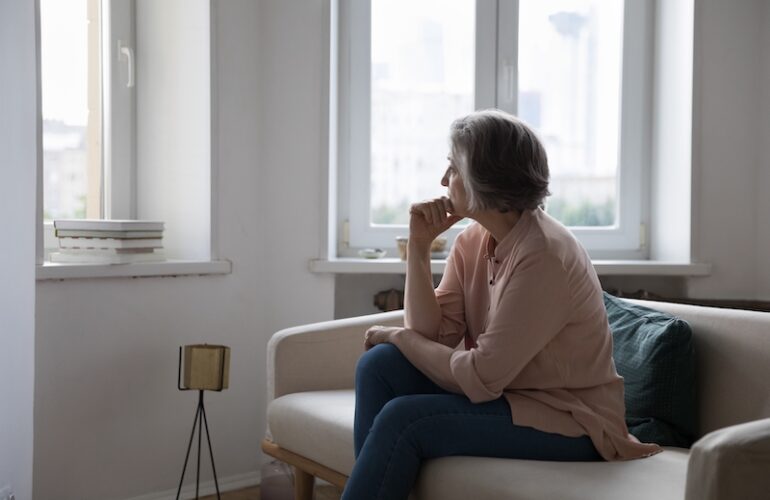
[262,300,770,500]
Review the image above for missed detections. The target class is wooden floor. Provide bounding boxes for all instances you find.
[200,483,342,500]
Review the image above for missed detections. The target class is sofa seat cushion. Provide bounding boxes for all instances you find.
[268,390,357,475]
[268,389,689,499]
[415,451,689,500]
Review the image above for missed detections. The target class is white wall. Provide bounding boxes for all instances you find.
[758,1,770,301]
[649,0,693,262]
[687,0,764,299]
[0,2,37,499]
[33,1,334,499]
[136,0,211,260]
[254,0,336,328]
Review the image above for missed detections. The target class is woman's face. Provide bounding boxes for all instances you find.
[441,154,469,216]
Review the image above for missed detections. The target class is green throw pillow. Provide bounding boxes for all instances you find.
[603,292,697,448]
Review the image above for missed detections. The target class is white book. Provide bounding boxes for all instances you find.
[58,237,163,250]
[50,249,166,264]
[55,229,164,239]
[53,219,165,232]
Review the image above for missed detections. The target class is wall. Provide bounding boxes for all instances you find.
[649,0,693,263]
[0,2,37,499]
[136,0,211,260]
[33,1,334,499]
[758,1,770,301]
[254,0,335,332]
[686,0,764,299]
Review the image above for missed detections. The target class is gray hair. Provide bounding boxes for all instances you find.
[450,109,550,213]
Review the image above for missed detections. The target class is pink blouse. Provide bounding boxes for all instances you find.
[393,208,661,460]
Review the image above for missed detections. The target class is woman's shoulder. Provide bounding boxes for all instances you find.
[521,209,594,274]
[524,209,582,250]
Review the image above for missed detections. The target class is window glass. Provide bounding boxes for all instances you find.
[369,0,475,225]
[40,0,100,220]
[518,0,624,227]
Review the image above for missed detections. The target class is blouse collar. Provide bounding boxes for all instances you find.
[484,208,535,260]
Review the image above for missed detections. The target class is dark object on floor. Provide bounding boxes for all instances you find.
[260,460,294,500]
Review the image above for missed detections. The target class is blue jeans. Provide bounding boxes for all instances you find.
[341,344,602,500]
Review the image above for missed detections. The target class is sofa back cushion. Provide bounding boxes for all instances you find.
[604,293,697,447]
[625,299,770,438]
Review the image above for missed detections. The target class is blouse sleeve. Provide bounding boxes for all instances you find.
[448,252,572,403]
[433,245,467,349]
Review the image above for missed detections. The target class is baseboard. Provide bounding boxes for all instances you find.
[124,470,260,500]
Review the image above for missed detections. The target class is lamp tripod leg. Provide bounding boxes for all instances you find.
[196,390,204,499]
[201,401,221,499]
[201,402,220,500]
[176,397,202,500]
[176,391,221,500]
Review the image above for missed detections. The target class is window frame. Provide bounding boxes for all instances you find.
[40,0,137,255]
[337,0,653,259]
[102,0,137,220]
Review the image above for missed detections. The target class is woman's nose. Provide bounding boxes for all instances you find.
[441,172,449,186]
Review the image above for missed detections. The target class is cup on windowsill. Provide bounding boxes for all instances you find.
[395,236,447,261]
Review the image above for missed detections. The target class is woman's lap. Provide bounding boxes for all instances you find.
[344,344,601,500]
[370,393,600,461]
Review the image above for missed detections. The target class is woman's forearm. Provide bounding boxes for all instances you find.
[404,239,442,339]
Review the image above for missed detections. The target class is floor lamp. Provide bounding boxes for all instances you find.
[176,344,231,500]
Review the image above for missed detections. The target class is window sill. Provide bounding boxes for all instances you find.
[37,259,232,281]
[309,258,712,277]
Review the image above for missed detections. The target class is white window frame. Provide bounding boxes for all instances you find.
[337,0,653,260]
[102,0,137,220]
[41,0,137,252]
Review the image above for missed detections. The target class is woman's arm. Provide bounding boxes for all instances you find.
[404,237,441,338]
[377,252,572,403]
[364,326,462,394]
[404,198,462,340]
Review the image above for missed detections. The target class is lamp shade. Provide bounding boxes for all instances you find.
[182,344,230,390]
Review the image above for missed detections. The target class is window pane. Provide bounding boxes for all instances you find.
[518,0,623,227]
[41,0,100,220]
[370,0,475,225]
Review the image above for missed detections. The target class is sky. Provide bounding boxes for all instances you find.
[40,0,89,127]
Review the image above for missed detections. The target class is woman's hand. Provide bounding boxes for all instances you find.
[409,197,463,244]
[364,325,403,351]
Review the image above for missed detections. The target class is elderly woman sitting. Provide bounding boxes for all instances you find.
[340,110,660,500]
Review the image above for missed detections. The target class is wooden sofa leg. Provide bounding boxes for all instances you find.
[294,466,315,500]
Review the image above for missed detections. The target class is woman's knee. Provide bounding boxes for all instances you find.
[372,395,423,433]
[356,343,407,380]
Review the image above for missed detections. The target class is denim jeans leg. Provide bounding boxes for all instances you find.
[353,343,447,457]
[342,393,602,500]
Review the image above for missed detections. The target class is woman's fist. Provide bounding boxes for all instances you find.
[409,197,463,244]
[364,325,403,350]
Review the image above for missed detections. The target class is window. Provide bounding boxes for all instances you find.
[40,0,135,224]
[337,0,652,258]
[39,0,213,262]
[40,0,103,220]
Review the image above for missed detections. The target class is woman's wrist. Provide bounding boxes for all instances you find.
[407,237,433,255]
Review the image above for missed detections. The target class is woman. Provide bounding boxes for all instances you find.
[341,110,660,500]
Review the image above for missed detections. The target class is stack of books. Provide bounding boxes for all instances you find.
[50,219,166,264]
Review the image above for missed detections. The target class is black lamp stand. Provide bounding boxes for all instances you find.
[176,347,224,500]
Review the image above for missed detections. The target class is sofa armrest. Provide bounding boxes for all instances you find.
[267,310,405,402]
[685,417,770,500]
